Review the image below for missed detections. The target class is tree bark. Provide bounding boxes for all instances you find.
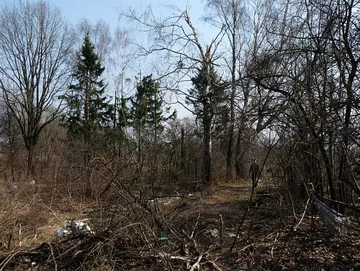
[202,115,212,184]
[225,0,239,183]
[202,88,212,184]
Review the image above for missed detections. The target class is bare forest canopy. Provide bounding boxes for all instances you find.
[0,0,360,270]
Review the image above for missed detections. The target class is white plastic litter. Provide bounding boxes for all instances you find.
[311,193,348,236]
[207,228,219,238]
[57,219,94,238]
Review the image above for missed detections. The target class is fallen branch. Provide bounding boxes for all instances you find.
[189,253,203,271]
[205,260,223,271]
[293,197,310,232]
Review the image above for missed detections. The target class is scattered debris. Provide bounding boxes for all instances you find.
[311,193,349,236]
[207,228,219,238]
[57,219,94,238]
[0,185,359,271]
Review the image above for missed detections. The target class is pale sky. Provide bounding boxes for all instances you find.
[0,0,209,37]
[2,0,207,31]
[0,0,215,118]
[43,0,210,118]
[50,0,195,28]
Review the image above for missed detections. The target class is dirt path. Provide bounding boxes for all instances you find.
[169,180,360,270]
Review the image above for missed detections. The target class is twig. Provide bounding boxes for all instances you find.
[49,243,58,271]
[205,260,223,271]
[219,214,223,249]
[237,243,254,253]
[157,252,190,261]
[293,197,310,232]
[0,251,22,271]
[189,253,203,271]
[191,212,201,239]
[270,232,279,257]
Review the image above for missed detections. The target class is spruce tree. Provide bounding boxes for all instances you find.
[186,63,226,184]
[130,74,176,169]
[106,95,130,157]
[62,33,112,142]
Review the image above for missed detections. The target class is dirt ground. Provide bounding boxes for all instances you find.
[148,179,360,270]
[0,179,360,270]
[170,181,360,270]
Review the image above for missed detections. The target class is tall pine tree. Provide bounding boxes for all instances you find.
[62,33,112,142]
[186,61,226,184]
[130,74,176,173]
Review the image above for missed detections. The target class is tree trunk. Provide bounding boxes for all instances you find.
[235,127,246,178]
[203,124,211,184]
[225,0,238,183]
[337,87,353,213]
[180,127,185,170]
[202,105,212,184]
[27,142,35,177]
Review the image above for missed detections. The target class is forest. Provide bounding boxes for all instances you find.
[0,0,360,270]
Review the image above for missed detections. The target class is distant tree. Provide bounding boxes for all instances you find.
[104,95,130,158]
[246,0,360,213]
[205,0,247,181]
[61,33,112,197]
[62,33,112,144]
[163,117,203,183]
[130,74,176,173]
[74,19,112,63]
[123,6,228,185]
[0,103,22,181]
[187,50,226,184]
[0,0,72,176]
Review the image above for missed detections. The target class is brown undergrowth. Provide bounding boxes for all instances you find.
[0,179,359,270]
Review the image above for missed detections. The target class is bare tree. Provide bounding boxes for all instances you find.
[123,6,224,184]
[0,102,22,181]
[0,0,73,176]
[246,0,360,213]
[74,19,112,63]
[328,0,360,209]
[109,27,132,130]
[204,0,247,182]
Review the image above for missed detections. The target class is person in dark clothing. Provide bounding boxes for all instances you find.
[249,159,260,187]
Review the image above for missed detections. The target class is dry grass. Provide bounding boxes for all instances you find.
[203,181,253,204]
[0,175,360,270]
[0,176,95,250]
